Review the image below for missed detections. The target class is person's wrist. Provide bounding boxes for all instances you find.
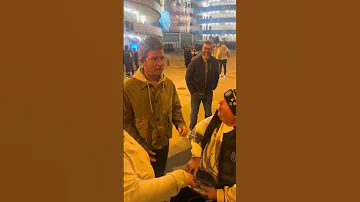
[192,157,200,163]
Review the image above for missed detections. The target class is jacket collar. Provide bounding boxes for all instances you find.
[133,66,167,89]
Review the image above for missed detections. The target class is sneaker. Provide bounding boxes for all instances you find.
[224,75,226,78]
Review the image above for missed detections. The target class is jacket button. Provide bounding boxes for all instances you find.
[157,118,159,121]
[158,136,161,139]
[154,100,158,103]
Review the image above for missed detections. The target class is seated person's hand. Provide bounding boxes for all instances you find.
[186,157,200,178]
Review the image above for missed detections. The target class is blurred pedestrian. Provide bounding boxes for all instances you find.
[212,43,221,76]
[184,45,192,68]
[124,45,133,78]
[219,44,230,78]
[190,45,198,59]
[133,48,139,70]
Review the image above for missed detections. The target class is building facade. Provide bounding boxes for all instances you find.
[123,0,163,50]
[193,0,236,45]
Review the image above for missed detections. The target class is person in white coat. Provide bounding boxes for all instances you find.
[124,130,195,202]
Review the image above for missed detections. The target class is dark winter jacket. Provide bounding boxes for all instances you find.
[185,55,219,95]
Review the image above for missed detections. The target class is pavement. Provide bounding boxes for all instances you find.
[124,50,236,173]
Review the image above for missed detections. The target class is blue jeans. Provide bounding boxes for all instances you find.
[190,91,213,130]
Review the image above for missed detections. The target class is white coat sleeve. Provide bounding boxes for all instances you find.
[216,184,236,202]
[190,116,213,158]
[124,154,189,202]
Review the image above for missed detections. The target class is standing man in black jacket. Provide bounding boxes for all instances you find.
[184,45,192,68]
[185,40,220,130]
[132,48,139,70]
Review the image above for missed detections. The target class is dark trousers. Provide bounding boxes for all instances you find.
[190,91,213,130]
[219,59,227,76]
[150,144,169,177]
[125,62,134,76]
[170,187,210,202]
[134,60,139,70]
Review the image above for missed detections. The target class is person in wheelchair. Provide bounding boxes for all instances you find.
[171,89,237,202]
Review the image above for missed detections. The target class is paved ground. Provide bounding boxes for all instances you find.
[124,50,236,173]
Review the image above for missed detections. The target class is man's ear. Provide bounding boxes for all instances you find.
[140,58,145,64]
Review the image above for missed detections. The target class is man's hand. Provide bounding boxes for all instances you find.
[185,172,195,189]
[147,150,156,162]
[186,157,200,178]
[199,185,217,200]
[177,125,188,137]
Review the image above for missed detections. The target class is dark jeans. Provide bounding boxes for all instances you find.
[150,143,169,177]
[125,62,134,76]
[170,187,211,202]
[219,59,227,76]
[190,91,213,130]
[134,60,139,70]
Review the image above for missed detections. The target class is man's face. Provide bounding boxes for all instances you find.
[216,44,220,48]
[160,0,165,6]
[142,50,165,78]
[217,99,236,125]
[202,43,213,59]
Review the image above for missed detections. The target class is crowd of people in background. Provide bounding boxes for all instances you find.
[123,45,139,78]
[125,41,231,80]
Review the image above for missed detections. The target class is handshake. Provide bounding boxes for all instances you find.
[184,157,218,200]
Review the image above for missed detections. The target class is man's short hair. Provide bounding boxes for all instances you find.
[204,40,213,46]
[139,36,164,61]
[125,45,129,49]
